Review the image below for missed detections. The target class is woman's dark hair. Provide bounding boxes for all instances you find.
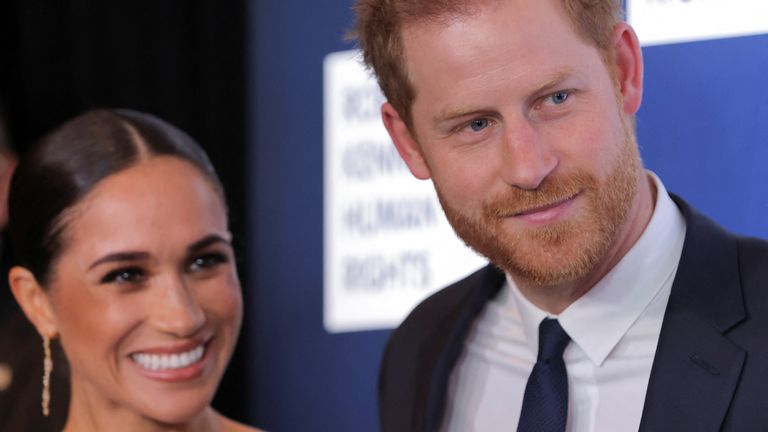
[8,109,225,286]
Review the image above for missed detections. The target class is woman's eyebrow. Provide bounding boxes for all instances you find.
[88,251,150,270]
[88,235,231,270]
[187,234,232,254]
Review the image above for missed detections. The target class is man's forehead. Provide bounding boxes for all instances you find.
[399,1,584,78]
[399,0,503,32]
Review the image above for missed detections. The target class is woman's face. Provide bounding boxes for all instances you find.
[46,156,242,425]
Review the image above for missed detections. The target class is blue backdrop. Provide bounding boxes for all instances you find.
[640,34,768,238]
[247,2,389,431]
[245,1,768,429]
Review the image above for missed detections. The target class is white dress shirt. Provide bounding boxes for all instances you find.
[442,173,687,432]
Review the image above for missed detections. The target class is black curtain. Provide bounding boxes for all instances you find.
[0,0,249,423]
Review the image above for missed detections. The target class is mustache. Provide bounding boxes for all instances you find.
[483,171,596,218]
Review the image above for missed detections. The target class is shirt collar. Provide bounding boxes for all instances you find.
[507,172,687,365]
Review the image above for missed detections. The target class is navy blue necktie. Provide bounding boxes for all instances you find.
[517,318,571,432]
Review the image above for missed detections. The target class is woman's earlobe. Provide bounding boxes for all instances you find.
[9,266,59,339]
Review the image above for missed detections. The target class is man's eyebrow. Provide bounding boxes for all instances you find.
[89,252,150,270]
[187,234,232,254]
[432,68,577,128]
[531,68,576,96]
[433,105,493,129]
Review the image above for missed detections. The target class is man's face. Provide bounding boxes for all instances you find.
[388,0,645,287]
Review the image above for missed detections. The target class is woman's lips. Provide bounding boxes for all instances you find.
[129,338,212,382]
[131,345,205,371]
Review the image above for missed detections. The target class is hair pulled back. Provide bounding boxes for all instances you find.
[8,109,224,285]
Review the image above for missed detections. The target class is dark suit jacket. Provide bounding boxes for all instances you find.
[378,196,768,432]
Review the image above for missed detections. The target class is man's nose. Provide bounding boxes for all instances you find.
[150,274,205,337]
[498,118,558,190]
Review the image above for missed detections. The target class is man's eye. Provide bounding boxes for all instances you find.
[188,253,228,272]
[549,91,570,105]
[100,267,146,284]
[468,118,490,132]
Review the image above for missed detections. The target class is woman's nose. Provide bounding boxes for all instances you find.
[150,274,205,337]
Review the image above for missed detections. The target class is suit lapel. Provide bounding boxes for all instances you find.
[422,265,505,432]
[639,309,745,431]
[640,196,746,431]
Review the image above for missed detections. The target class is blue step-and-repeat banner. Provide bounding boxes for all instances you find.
[247,1,768,430]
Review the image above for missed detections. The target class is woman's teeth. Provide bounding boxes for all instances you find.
[131,345,205,371]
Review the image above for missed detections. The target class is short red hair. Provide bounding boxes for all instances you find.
[354,0,623,129]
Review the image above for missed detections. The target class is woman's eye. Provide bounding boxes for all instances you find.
[549,90,570,105]
[188,253,228,272]
[468,118,490,132]
[100,267,146,284]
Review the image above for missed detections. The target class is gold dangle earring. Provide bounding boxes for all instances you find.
[42,335,53,417]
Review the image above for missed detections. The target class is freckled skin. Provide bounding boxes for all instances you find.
[382,0,653,313]
[46,157,244,431]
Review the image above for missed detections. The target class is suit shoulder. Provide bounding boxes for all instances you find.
[392,264,501,340]
[378,264,502,430]
[381,263,502,372]
[735,234,768,257]
[735,234,768,289]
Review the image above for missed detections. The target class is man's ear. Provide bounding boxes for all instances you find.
[381,102,432,180]
[612,22,644,115]
[9,266,58,338]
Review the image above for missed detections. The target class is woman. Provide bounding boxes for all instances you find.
[8,109,260,431]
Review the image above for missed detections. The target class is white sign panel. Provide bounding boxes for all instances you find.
[628,0,768,46]
[323,50,487,333]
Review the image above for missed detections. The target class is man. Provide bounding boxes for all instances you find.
[354,0,768,431]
